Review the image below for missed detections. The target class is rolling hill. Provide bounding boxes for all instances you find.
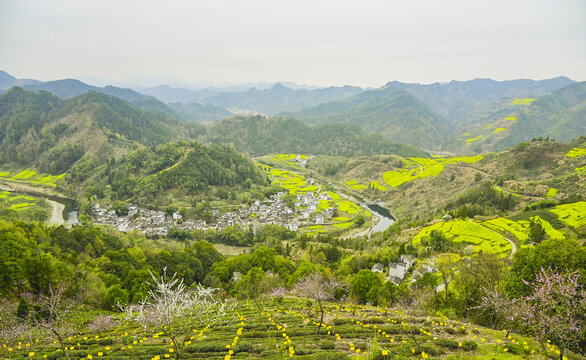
[0,87,202,177]
[285,87,453,148]
[201,115,428,158]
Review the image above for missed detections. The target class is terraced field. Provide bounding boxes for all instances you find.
[412,219,512,256]
[260,164,368,233]
[382,155,483,188]
[0,298,552,360]
[0,169,64,186]
[0,190,38,211]
[550,201,586,229]
[270,154,309,168]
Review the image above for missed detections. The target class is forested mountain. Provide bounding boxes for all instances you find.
[201,115,428,157]
[496,81,586,148]
[167,102,233,123]
[385,76,575,121]
[285,87,453,148]
[0,87,202,175]
[104,142,267,202]
[200,83,364,114]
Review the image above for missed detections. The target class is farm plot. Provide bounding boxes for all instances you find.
[412,219,511,256]
[0,298,547,360]
[270,153,309,168]
[260,164,368,232]
[382,155,483,188]
[0,168,64,186]
[0,191,38,211]
[565,147,586,158]
[509,98,537,105]
[550,201,586,229]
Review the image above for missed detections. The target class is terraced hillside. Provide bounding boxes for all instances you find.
[0,298,559,360]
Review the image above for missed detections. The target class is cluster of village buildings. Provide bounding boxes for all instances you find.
[371,254,438,286]
[91,188,338,237]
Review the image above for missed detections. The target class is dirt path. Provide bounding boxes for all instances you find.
[46,200,65,226]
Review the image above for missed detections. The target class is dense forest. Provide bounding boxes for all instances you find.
[203,116,428,158]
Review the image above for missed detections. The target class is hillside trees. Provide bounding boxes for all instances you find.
[294,272,342,334]
[480,269,585,360]
[121,269,235,360]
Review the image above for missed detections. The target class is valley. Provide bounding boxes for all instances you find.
[0,72,585,360]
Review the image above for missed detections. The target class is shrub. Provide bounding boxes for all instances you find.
[436,338,459,349]
[311,352,351,360]
[461,341,478,351]
[320,341,336,350]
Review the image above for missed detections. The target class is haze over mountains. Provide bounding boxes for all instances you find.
[1,70,583,153]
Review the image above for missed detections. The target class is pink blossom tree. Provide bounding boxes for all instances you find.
[294,272,342,334]
[480,268,585,360]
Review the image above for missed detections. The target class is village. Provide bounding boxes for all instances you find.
[91,187,338,237]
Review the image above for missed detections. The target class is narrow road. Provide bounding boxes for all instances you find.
[46,199,65,226]
[467,218,517,258]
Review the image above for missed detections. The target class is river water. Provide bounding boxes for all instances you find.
[366,203,396,235]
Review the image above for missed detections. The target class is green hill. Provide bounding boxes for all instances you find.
[0,87,201,176]
[101,141,267,202]
[285,87,453,148]
[202,115,428,158]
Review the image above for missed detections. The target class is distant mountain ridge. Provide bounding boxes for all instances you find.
[0,71,233,123]
[384,76,575,122]
[0,70,41,90]
[199,83,365,114]
[497,81,586,148]
[285,87,453,148]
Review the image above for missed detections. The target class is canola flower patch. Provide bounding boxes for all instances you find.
[466,136,483,143]
[0,191,39,212]
[260,163,368,231]
[483,217,529,242]
[545,188,558,198]
[383,155,483,188]
[412,219,511,255]
[492,128,506,134]
[509,98,537,105]
[550,201,586,229]
[0,169,64,186]
[565,147,586,158]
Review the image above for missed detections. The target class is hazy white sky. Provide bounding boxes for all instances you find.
[0,0,584,87]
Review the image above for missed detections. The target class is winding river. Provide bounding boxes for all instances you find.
[366,203,396,235]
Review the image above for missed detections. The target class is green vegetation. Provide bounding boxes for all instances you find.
[383,155,483,188]
[549,201,586,229]
[412,219,512,256]
[286,87,454,148]
[0,168,64,186]
[509,98,537,105]
[565,147,586,158]
[205,116,427,158]
[261,164,368,232]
